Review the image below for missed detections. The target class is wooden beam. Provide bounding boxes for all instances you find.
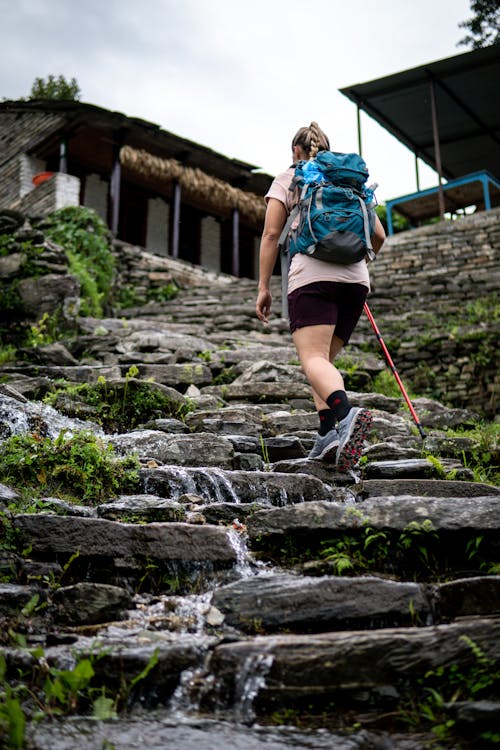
[232,208,239,277]
[171,181,181,258]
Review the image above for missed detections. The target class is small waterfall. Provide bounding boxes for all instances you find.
[143,465,241,504]
[232,651,274,724]
[0,393,103,440]
[226,526,256,578]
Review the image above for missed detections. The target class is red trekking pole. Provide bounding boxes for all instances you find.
[364,303,426,440]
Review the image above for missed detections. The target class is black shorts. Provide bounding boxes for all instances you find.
[288,281,368,344]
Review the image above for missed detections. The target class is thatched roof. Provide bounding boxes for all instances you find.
[120,145,266,227]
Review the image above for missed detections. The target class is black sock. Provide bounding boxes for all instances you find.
[326,390,351,422]
[318,408,336,436]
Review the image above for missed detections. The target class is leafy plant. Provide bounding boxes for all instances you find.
[29,74,81,100]
[400,636,500,744]
[43,206,115,317]
[0,431,140,503]
[43,372,192,433]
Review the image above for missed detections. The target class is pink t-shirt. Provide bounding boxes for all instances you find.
[266,167,370,294]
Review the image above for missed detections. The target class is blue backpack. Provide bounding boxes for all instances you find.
[278,151,377,265]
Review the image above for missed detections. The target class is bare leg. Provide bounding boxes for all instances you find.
[292,325,345,410]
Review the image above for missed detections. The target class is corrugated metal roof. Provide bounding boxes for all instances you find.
[339,45,500,182]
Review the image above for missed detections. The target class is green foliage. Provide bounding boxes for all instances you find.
[0,430,140,504]
[320,526,390,575]
[375,203,411,234]
[43,206,114,316]
[447,422,499,485]
[117,281,179,310]
[370,369,407,399]
[44,370,192,432]
[458,0,500,48]
[147,282,179,304]
[0,644,160,746]
[29,74,81,101]
[0,343,17,366]
[400,636,500,744]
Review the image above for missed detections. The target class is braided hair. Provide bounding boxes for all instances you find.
[291,121,330,158]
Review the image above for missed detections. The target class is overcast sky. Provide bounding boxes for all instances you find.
[1,0,473,202]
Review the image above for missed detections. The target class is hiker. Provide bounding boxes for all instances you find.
[255,121,386,471]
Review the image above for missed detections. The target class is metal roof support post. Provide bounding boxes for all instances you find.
[171,181,181,258]
[386,202,395,236]
[110,147,121,237]
[414,155,420,192]
[58,137,67,174]
[232,208,240,277]
[357,105,363,156]
[481,174,492,211]
[429,76,445,220]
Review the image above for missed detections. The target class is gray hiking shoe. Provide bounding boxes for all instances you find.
[308,429,340,461]
[336,407,373,472]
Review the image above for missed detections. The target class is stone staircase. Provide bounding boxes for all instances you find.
[0,272,499,750]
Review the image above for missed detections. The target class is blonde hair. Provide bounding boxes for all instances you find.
[292,121,330,158]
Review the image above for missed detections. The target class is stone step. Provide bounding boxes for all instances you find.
[212,573,500,634]
[200,618,500,719]
[12,514,238,591]
[247,497,500,579]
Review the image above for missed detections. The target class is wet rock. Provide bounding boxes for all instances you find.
[212,574,433,633]
[361,478,500,498]
[231,360,306,385]
[52,582,133,625]
[0,584,45,615]
[12,515,238,577]
[17,273,80,319]
[201,381,313,403]
[146,418,190,434]
[247,496,500,539]
[0,393,103,439]
[19,342,79,366]
[203,619,500,713]
[97,495,186,522]
[413,397,480,428]
[437,576,500,620]
[111,431,235,468]
[262,436,306,462]
[140,467,331,506]
[133,362,212,387]
[0,481,19,502]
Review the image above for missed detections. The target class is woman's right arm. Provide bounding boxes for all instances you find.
[256,197,287,323]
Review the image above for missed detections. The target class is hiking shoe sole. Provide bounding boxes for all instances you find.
[336,408,373,472]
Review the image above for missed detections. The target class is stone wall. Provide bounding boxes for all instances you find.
[369,207,500,310]
[357,207,500,418]
[0,112,65,208]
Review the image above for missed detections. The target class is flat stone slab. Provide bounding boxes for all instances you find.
[203,618,500,711]
[13,515,237,565]
[361,479,500,498]
[201,382,313,402]
[140,467,333,505]
[212,574,433,632]
[247,497,500,540]
[110,431,235,468]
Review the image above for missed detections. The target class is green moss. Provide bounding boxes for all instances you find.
[0,431,140,504]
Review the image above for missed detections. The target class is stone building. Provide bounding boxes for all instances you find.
[0,100,273,279]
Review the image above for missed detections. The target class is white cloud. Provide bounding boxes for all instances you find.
[0,0,472,200]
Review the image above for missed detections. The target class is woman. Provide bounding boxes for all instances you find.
[255,122,386,471]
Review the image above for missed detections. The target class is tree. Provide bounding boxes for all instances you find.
[457,0,500,49]
[29,75,81,101]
